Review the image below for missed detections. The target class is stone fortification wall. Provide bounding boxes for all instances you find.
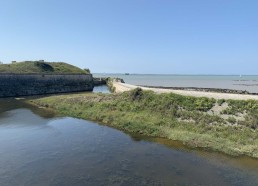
[93,77,108,86]
[0,74,94,97]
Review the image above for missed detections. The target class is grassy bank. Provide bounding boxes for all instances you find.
[0,61,88,74]
[28,89,258,158]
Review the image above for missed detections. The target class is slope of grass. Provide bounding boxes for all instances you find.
[28,89,258,158]
[0,61,88,74]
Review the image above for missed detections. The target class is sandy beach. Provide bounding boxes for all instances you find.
[112,81,258,100]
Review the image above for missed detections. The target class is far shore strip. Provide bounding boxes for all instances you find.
[112,81,258,100]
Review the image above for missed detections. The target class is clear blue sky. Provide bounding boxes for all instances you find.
[0,0,257,74]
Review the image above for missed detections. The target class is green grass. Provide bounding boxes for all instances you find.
[0,61,89,74]
[28,89,258,158]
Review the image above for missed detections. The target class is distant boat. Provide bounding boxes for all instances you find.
[125,73,130,75]
[240,74,242,78]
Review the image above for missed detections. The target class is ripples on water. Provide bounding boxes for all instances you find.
[0,99,258,185]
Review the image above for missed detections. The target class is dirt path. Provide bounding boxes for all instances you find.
[112,81,258,100]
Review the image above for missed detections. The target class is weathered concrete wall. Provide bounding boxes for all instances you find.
[0,74,94,97]
[93,77,108,86]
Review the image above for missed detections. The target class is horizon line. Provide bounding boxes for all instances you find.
[92,73,258,76]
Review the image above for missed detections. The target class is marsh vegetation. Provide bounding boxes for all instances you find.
[29,87,258,158]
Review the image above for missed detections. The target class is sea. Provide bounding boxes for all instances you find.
[93,74,258,93]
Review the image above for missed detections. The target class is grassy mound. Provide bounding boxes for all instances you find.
[28,89,258,158]
[0,61,88,74]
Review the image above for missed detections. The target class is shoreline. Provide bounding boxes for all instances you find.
[112,81,258,100]
[28,87,258,158]
[139,85,253,95]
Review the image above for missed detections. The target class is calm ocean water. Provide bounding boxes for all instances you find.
[93,74,258,93]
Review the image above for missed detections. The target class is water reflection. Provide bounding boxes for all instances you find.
[131,134,258,178]
[93,85,110,94]
[0,99,258,185]
[0,98,55,118]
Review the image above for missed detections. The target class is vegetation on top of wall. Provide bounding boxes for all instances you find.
[83,68,91,73]
[0,61,89,74]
